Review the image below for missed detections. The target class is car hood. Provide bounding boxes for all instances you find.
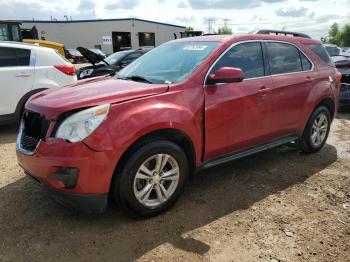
[77,47,105,65]
[26,76,169,119]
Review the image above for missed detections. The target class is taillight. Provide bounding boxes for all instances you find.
[336,71,342,88]
[54,65,76,76]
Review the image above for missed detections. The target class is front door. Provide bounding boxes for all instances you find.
[204,41,273,160]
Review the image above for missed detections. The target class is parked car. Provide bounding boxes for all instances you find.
[65,49,85,64]
[88,48,107,58]
[77,48,149,80]
[332,55,350,111]
[0,41,77,124]
[16,33,341,217]
[323,44,345,57]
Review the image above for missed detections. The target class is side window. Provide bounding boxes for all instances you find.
[267,42,302,75]
[0,47,17,67]
[10,25,21,42]
[211,42,265,79]
[300,52,312,71]
[0,24,9,41]
[0,48,31,67]
[16,49,31,66]
[121,52,142,66]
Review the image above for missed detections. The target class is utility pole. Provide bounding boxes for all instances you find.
[205,17,216,34]
[223,18,231,28]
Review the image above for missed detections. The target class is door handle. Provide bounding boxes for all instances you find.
[257,86,270,95]
[16,72,31,77]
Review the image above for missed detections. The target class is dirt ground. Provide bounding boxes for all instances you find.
[0,115,349,262]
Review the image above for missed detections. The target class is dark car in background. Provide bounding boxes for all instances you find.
[65,49,85,64]
[332,55,350,111]
[77,48,149,80]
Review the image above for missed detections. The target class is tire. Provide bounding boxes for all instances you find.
[113,140,189,218]
[300,106,331,153]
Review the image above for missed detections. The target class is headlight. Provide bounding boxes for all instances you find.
[55,104,110,143]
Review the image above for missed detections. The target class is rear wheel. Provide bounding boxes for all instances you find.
[300,106,331,153]
[113,140,188,217]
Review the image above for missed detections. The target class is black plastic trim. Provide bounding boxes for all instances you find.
[198,134,300,171]
[24,171,108,213]
[46,187,108,213]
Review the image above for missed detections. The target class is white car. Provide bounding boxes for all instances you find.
[0,41,77,124]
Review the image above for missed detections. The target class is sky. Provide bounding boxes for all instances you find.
[0,0,349,39]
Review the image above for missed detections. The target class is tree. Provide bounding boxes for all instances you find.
[185,26,194,32]
[217,26,232,35]
[328,23,340,45]
[339,24,350,46]
[325,23,350,47]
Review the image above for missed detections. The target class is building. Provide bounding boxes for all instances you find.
[21,18,186,55]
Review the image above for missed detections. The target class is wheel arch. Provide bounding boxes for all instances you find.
[110,128,197,192]
[14,88,48,119]
[315,97,335,120]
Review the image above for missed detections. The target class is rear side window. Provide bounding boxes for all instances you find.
[0,47,31,67]
[300,52,312,71]
[266,42,302,75]
[211,42,265,79]
[307,44,334,67]
[16,49,31,66]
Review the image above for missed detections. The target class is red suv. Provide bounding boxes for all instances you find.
[16,33,341,217]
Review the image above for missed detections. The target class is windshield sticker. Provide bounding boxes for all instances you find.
[183,45,208,51]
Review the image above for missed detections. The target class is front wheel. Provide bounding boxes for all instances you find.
[300,106,331,153]
[113,140,189,217]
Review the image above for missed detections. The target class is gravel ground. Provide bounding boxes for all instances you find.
[0,115,349,262]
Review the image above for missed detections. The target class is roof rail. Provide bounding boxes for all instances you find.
[254,29,311,39]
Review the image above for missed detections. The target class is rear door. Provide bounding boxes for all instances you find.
[265,41,314,137]
[204,41,274,160]
[0,47,34,115]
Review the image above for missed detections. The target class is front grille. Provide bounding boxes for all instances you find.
[20,111,50,152]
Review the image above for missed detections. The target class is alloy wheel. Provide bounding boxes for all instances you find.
[133,154,180,207]
[310,112,328,147]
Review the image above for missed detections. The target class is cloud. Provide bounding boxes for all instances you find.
[276,6,309,17]
[315,14,344,23]
[78,0,95,10]
[177,1,189,8]
[175,16,195,24]
[0,0,64,20]
[187,0,286,10]
[105,0,140,10]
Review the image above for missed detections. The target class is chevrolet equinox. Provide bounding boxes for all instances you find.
[16,33,341,217]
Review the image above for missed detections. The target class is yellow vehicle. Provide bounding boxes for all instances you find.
[23,39,66,57]
[0,20,67,57]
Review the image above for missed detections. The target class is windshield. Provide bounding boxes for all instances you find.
[102,51,130,65]
[117,41,219,84]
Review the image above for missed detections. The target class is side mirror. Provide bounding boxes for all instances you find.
[207,67,244,85]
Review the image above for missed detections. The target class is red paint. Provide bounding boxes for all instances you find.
[17,34,340,200]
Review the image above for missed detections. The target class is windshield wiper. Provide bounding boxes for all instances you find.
[120,75,153,84]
